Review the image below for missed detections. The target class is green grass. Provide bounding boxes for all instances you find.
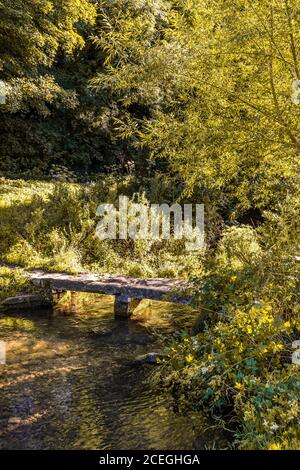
[0,177,204,278]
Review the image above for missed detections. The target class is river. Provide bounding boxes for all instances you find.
[0,294,225,450]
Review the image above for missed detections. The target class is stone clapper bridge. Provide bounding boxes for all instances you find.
[22,269,191,319]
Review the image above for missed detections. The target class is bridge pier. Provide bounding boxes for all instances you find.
[52,289,67,303]
[114,294,142,320]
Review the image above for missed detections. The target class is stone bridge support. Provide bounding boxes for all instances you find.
[114,294,143,319]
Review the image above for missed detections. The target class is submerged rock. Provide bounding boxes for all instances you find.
[0,293,53,312]
[8,417,21,425]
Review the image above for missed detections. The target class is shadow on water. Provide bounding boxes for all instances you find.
[0,294,227,450]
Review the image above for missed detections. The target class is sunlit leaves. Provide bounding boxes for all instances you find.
[92,0,300,212]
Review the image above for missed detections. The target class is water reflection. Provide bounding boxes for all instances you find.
[0,294,224,450]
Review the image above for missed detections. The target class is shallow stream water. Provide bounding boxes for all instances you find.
[0,294,225,450]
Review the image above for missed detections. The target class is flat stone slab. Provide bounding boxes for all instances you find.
[26,270,191,304]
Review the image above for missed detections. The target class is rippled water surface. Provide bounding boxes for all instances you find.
[0,294,224,450]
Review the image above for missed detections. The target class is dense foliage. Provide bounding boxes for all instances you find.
[0,178,203,278]
[159,211,300,449]
[93,0,300,214]
[0,0,151,176]
[0,0,300,450]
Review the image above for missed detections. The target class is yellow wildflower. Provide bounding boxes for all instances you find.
[235,382,244,391]
[268,443,282,450]
[185,354,193,363]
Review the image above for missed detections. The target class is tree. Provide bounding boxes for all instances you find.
[92,0,300,214]
[0,0,96,77]
[0,0,153,176]
[0,1,116,176]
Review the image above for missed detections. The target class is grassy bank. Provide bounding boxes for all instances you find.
[0,177,203,279]
[0,266,37,303]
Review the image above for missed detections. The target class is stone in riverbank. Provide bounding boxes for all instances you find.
[135,352,166,365]
[0,293,53,312]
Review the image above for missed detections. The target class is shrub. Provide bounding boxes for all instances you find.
[0,177,205,277]
[159,211,300,450]
[0,267,35,302]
